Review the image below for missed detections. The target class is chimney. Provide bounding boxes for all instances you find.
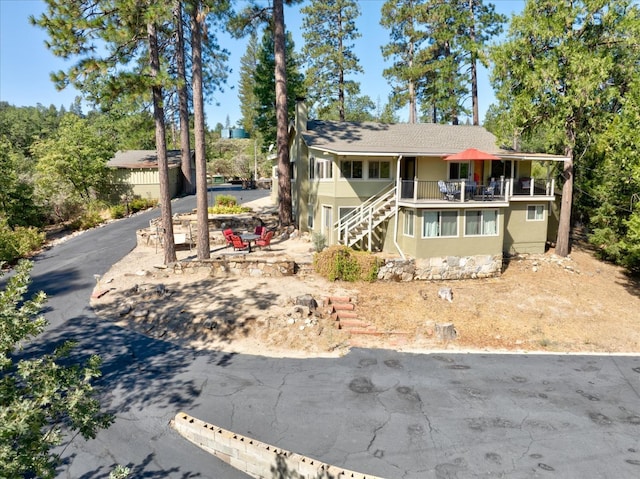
[295,97,308,133]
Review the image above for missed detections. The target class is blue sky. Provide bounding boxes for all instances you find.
[0,0,524,128]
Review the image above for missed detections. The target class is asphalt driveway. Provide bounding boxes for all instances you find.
[7,187,640,478]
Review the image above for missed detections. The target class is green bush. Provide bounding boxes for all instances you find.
[215,194,238,207]
[313,245,380,282]
[208,204,252,215]
[129,197,157,212]
[312,232,327,252]
[109,204,127,219]
[0,218,46,262]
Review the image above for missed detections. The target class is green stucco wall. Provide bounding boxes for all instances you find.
[503,201,549,254]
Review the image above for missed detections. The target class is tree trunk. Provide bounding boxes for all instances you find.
[469,0,479,126]
[338,8,345,122]
[148,21,176,265]
[408,39,416,124]
[556,147,573,257]
[191,1,210,259]
[274,0,293,226]
[174,0,194,195]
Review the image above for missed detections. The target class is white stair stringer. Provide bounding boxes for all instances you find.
[335,185,397,250]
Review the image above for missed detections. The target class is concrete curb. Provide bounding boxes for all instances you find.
[171,412,386,479]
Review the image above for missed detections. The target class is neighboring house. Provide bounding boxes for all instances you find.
[106,150,195,201]
[288,100,568,278]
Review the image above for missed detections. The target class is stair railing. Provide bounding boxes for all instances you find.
[334,183,397,246]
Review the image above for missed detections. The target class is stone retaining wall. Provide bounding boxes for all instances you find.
[172,412,386,479]
[169,255,298,278]
[377,254,503,281]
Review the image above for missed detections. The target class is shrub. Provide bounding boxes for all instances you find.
[208,204,252,215]
[109,204,127,219]
[0,218,46,263]
[313,245,380,282]
[312,232,327,252]
[69,201,106,231]
[215,194,238,207]
[129,197,157,213]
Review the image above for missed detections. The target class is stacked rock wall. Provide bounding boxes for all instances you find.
[377,254,502,281]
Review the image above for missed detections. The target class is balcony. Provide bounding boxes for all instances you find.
[398,178,555,206]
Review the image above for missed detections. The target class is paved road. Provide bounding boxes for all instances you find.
[10,187,640,478]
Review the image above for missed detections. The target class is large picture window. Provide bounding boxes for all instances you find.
[368,161,391,179]
[422,211,458,238]
[340,160,363,179]
[465,210,498,236]
[403,210,415,237]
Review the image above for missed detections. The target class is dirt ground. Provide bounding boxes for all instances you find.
[89,198,640,358]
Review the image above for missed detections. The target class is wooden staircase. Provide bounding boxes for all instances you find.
[335,185,397,249]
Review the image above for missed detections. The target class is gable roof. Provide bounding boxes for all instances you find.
[107,150,188,169]
[300,120,508,157]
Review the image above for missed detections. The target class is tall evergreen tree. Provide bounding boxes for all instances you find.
[459,0,505,125]
[418,0,469,124]
[33,0,179,264]
[301,0,362,122]
[238,32,260,136]
[380,0,427,123]
[174,0,194,195]
[491,0,640,257]
[228,0,302,226]
[253,27,305,150]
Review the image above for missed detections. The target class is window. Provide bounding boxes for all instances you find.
[465,210,498,236]
[403,210,415,237]
[422,211,458,238]
[527,205,544,221]
[317,159,332,179]
[340,160,363,179]
[369,161,391,179]
[309,156,315,179]
[449,162,470,180]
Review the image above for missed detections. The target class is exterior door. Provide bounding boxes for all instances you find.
[321,205,332,239]
[401,157,416,198]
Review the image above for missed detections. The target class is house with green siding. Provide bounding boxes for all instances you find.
[106,150,195,201]
[287,101,567,278]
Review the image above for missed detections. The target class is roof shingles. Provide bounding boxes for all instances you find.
[301,120,506,156]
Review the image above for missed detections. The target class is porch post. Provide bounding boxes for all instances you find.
[413,176,418,201]
[529,177,534,196]
[461,180,466,202]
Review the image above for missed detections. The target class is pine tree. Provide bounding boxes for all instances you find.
[380,0,427,124]
[301,0,362,122]
[253,27,305,149]
[238,32,260,136]
[491,0,640,257]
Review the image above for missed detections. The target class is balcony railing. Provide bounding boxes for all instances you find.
[398,177,554,203]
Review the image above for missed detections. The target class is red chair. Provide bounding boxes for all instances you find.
[255,230,273,250]
[223,228,234,248]
[230,234,250,252]
[254,225,264,236]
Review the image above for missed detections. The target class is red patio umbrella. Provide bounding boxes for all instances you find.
[443,148,501,161]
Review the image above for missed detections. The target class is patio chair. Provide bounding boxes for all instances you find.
[439,180,460,201]
[230,234,250,252]
[254,225,265,236]
[223,228,234,248]
[255,230,273,250]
